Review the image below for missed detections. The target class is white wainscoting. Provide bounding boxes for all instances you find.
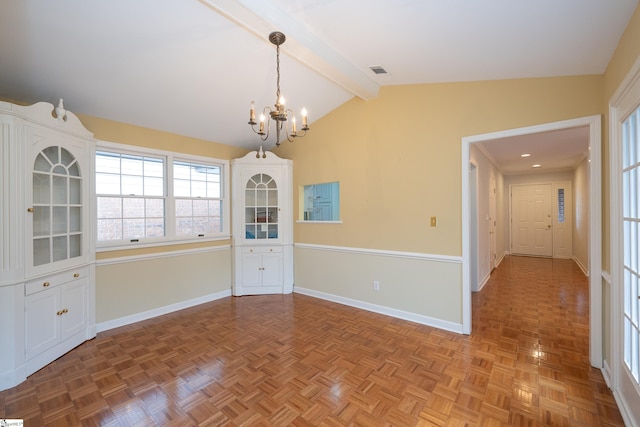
[96,245,232,331]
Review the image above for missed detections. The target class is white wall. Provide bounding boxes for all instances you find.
[469,145,505,290]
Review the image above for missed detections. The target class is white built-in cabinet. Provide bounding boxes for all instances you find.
[0,100,95,392]
[231,150,293,295]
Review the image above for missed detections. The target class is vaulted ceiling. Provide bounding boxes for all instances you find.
[0,0,637,172]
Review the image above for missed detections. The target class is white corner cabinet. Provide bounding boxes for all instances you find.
[0,100,95,392]
[231,150,293,295]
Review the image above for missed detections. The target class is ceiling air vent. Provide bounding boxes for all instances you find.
[369,66,388,75]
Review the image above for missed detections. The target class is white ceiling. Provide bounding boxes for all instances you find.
[476,126,591,175]
[0,0,636,172]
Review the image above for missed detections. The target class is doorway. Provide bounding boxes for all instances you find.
[461,115,602,368]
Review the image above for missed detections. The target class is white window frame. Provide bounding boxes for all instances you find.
[95,140,230,251]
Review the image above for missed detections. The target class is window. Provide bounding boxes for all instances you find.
[301,182,340,221]
[174,161,222,236]
[96,142,229,248]
[557,188,565,223]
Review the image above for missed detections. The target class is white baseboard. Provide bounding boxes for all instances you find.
[573,256,589,277]
[96,290,232,333]
[294,287,463,334]
[602,358,612,388]
[477,271,491,292]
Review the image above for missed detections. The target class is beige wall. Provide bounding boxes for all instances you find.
[602,3,640,273]
[96,248,231,323]
[278,76,602,255]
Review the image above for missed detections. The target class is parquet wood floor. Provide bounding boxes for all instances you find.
[0,256,625,426]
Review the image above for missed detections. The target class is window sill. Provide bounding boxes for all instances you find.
[296,220,343,224]
[96,234,231,252]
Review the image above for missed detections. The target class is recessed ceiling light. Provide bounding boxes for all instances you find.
[532,164,541,168]
[521,153,531,157]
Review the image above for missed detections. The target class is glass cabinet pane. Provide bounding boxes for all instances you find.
[68,162,80,177]
[53,207,67,234]
[245,189,255,206]
[268,189,278,206]
[267,207,278,223]
[34,153,51,172]
[52,236,67,262]
[33,238,50,266]
[70,207,81,233]
[53,176,67,204]
[268,225,278,239]
[33,173,50,204]
[60,148,74,166]
[256,188,266,205]
[245,207,255,223]
[69,177,81,204]
[43,146,58,164]
[33,207,50,236]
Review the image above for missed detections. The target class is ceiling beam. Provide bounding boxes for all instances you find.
[200,0,380,100]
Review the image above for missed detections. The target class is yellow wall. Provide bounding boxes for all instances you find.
[278,76,603,256]
[601,4,640,273]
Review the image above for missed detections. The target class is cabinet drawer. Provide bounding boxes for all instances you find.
[242,246,282,255]
[25,266,88,296]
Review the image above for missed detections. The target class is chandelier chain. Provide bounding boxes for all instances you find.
[275,43,281,105]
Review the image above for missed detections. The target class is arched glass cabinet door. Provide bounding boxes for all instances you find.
[32,146,82,266]
[244,173,278,240]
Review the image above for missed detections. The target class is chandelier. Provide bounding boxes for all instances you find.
[248,31,309,148]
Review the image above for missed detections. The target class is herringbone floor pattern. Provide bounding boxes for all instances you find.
[0,256,625,426]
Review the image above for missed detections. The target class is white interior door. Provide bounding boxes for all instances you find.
[511,184,553,257]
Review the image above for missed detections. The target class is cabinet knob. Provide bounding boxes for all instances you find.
[63,308,68,314]
[27,207,34,213]
[43,282,50,287]
[56,310,63,316]
[250,249,253,252]
[73,273,80,278]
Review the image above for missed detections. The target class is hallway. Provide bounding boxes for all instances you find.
[471,255,622,425]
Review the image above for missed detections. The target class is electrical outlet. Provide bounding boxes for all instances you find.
[373,280,380,291]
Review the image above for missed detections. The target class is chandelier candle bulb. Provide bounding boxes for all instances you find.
[292,116,297,134]
[250,101,256,123]
[302,108,308,128]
